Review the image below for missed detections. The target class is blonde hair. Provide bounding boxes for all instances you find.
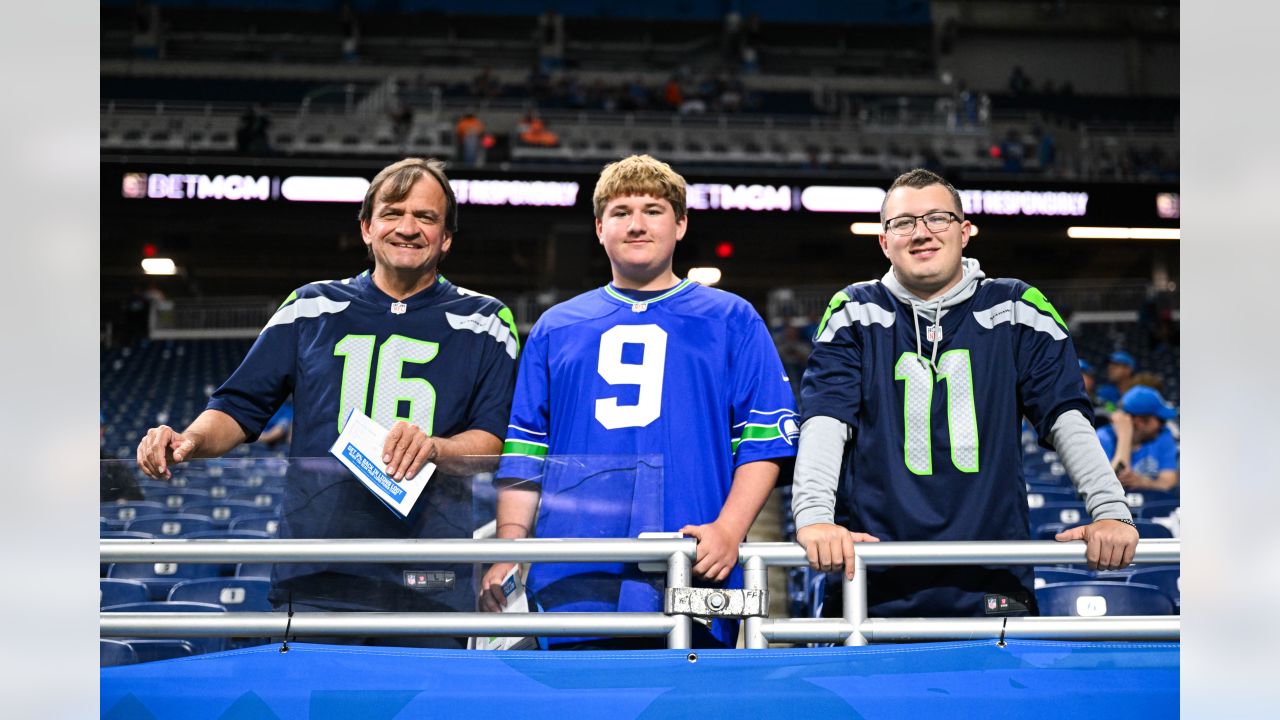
[592,154,687,219]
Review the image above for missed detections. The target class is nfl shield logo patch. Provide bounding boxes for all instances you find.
[986,596,997,611]
[926,324,943,343]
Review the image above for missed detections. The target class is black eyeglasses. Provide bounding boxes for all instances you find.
[884,211,962,236]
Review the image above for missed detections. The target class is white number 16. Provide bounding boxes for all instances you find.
[595,324,668,429]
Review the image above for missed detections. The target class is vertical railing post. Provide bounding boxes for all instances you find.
[743,554,768,649]
[666,551,692,649]
[843,555,867,646]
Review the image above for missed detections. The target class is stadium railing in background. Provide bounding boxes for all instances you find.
[100,537,1180,649]
[148,297,277,339]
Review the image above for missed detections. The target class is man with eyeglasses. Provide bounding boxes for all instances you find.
[791,168,1138,619]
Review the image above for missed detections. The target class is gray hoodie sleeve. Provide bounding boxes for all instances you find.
[791,416,853,529]
[1048,409,1133,522]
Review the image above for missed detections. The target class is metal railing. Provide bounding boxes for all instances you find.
[100,537,1179,649]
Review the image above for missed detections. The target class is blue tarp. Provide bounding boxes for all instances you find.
[102,640,1178,719]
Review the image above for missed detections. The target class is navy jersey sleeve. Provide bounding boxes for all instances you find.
[496,320,550,484]
[206,295,298,442]
[799,289,865,427]
[461,302,520,440]
[730,312,800,465]
[1012,285,1093,447]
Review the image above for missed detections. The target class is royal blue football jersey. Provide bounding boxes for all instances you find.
[498,279,799,645]
[207,271,519,611]
[801,276,1090,618]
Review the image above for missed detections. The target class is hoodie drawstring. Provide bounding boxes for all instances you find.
[910,299,944,375]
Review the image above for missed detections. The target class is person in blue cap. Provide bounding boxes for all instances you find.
[1078,358,1115,425]
[1097,350,1136,406]
[1096,385,1178,491]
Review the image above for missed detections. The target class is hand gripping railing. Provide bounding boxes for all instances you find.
[99,537,1180,649]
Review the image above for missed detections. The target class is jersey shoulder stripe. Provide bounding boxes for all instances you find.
[261,295,350,333]
[446,310,519,359]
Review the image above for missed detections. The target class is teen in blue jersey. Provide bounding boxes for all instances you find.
[137,158,518,644]
[480,155,799,648]
[792,168,1139,619]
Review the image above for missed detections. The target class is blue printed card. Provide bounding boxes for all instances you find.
[329,409,434,517]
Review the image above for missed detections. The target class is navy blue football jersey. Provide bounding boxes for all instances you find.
[498,279,799,646]
[207,271,518,611]
[801,276,1090,617]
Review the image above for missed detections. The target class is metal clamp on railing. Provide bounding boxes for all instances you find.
[99,537,1180,650]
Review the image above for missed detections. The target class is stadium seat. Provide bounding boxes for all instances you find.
[1028,502,1088,530]
[101,578,150,608]
[1025,486,1078,508]
[1127,566,1180,609]
[180,500,266,528]
[1032,567,1092,589]
[125,513,216,537]
[150,489,212,511]
[1124,489,1179,509]
[100,638,137,667]
[107,561,223,600]
[1036,581,1175,617]
[1135,499,1180,521]
[235,562,274,580]
[101,501,165,524]
[229,513,281,536]
[101,601,227,655]
[169,577,273,611]
[1132,520,1174,539]
[1032,522,1082,540]
[123,639,197,664]
[226,488,283,511]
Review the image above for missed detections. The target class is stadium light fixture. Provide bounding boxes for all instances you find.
[687,267,722,286]
[1067,227,1180,240]
[141,258,177,275]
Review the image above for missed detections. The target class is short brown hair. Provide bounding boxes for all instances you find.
[592,154,687,220]
[880,168,964,224]
[359,157,458,234]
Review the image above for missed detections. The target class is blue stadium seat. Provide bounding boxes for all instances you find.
[229,513,281,536]
[107,561,223,600]
[1028,502,1088,530]
[1036,581,1175,617]
[125,513,215,537]
[1127,566,1180,609]
[123,639,197,664]
[236,562,274,580]
[1135,500,1180,521]
[180,500,266,528]
[1124,489,1179,510]
[149,488,212,511]
[101,501,165,524]
[101,578,150,608]
[1032,522,1082,540]
[1132,520,1174,539]
[226,488,283,511]
[1025,486,1078,508]
[169,577,273,611]
[100,638,137,667]
[1032,567,1092,589]
[101,601,227,655]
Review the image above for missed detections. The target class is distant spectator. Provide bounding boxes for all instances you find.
[235,104,272,155]
[454,111,486,166]
[662,76,683,110]
[1097,386,1179,491]
[1097,350,1137,406]
[1079,359,1114,426]
[388,96,414,146]
[517,111,559,147]
[1036,127,1057,171]
[535,10,565,74]
[340,1,360,62]
[131,0,162,59]
[258,400,293,449]
[999,129,1024,172]
[1008,65,1031,96]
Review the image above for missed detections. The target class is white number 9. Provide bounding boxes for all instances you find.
[595,324,668,429]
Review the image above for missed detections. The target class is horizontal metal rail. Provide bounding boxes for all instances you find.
[99,538,1180,648]
[100,537,697,564]
[102,612,676,639]
[761,616,1180,643]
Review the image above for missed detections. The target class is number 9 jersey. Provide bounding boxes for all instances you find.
[498,279,799,644]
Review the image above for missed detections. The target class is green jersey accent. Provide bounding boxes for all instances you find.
[814,290,852,340]
[1021,287,1067,330]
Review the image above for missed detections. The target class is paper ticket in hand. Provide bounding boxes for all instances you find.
[329,409,434,517]
[469,565,538,651]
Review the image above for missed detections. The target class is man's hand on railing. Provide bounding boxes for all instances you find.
[478,562,517,612]
[679,521,740,583]
[796,523,881,580]
[1054,519,1139,571]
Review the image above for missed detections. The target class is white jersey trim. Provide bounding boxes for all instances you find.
[261,296,350,333]
[446,311,519,359]
[815,301,896,343]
